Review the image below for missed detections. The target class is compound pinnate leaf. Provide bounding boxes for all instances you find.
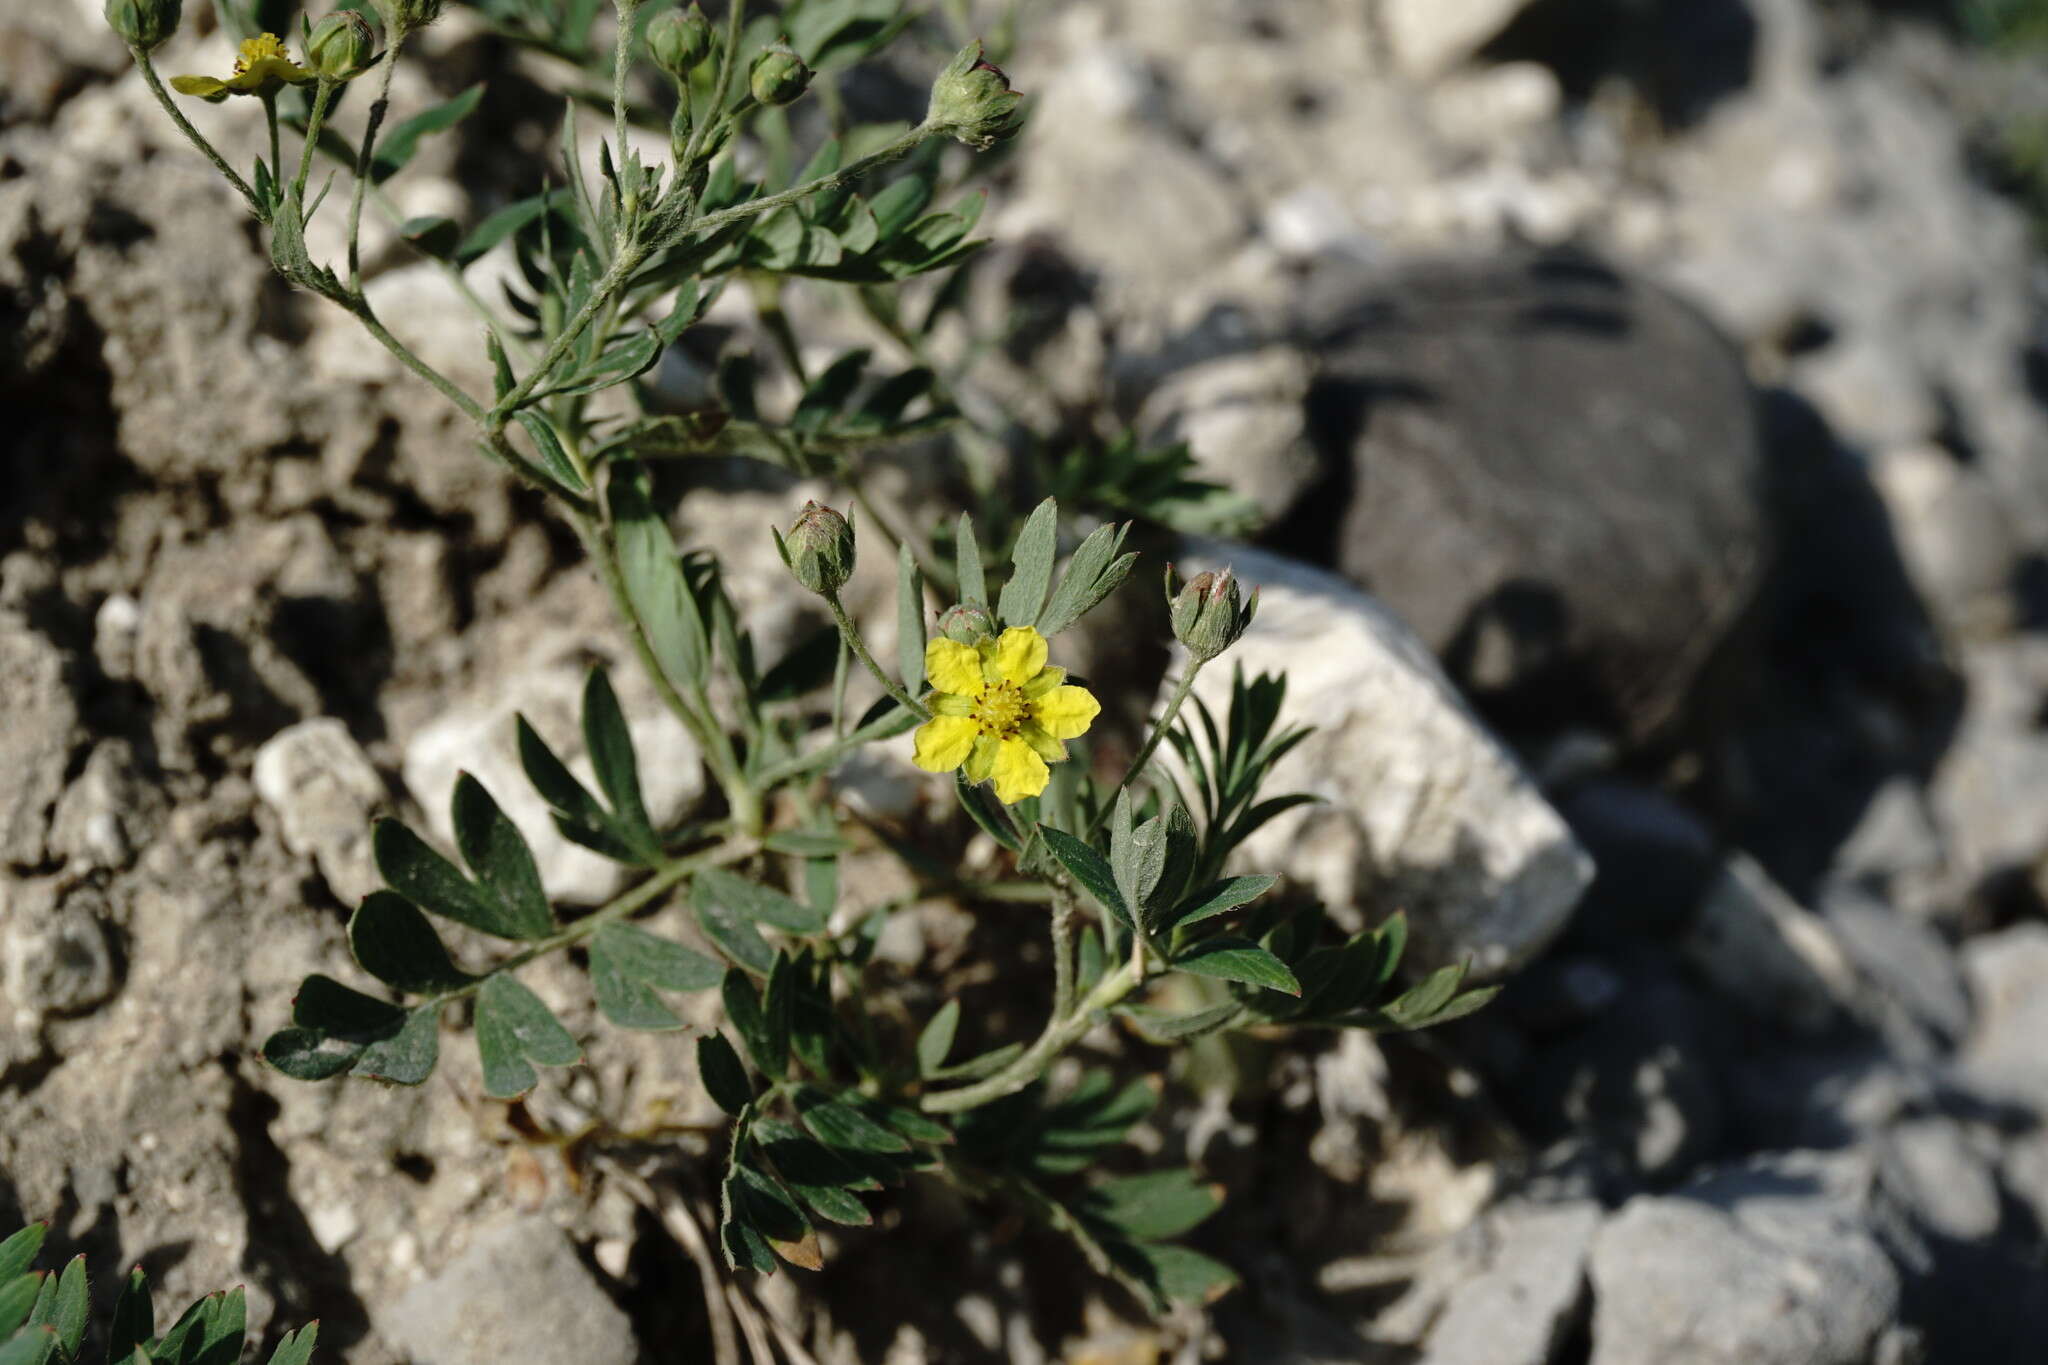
[0,1275,41,1339]
[351,1005,440,1086]
[732,1166,821,1272]
[0,1226,43,1284]
[1172,938,1300,995]
[955,512,986,609]
[895,542,925,690]
[475,975,581,1099]
[792,1087,909,1154]
[1039,826,1131,929]
[600,922,722,991]
[998,498,1058,628]
[696,868,825,935]
[266,975,412,1081]
[692,881,774,975]
[29,1255,85,1360]
[697,1034,754,1116]
[374,819,526,941]
[612,474,709,693]
[722,969,786,1077]
[0,1326,56,1365]
[587,930,680,1032]
[108,1266,153,1365]
[1082,1170,1222,1242]
[349,892,473,996]
[264,1323,320,1365]
[1129,1242,1237,1306]
[449,774,555,941]
[1169,875,1278,932]
[513,410,586,494]
[581,669,658,856]
[761,830,847,858]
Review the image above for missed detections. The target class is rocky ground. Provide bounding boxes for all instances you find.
[5,0,2048,1361]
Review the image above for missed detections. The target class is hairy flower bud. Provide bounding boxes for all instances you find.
[937,603,996,645]
[648,5,712,79]
[105,0,182,50]
[749,45,812,107]
[776,501,855,597]
[926,41,1023,150]
[305,10,376,81]
[371,0,441,39]
[1167,566,1258,662]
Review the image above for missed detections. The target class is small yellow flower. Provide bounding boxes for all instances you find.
[912,626,1100,805]
[170,33,317,102]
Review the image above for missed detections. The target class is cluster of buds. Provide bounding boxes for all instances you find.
[749,45,813,107]
[647,4,713,81]
[774,502,856,598]
[1166,566,1257,663]
[305,10,377,81]
[103,0,181,51]
[926,41,1024,150]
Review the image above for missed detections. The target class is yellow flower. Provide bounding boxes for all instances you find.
[170,33,316,102]
[912,626,1100,805]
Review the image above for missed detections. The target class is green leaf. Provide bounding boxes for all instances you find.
[455,190,564,268]
[0,1226,44,1284]
[793,1087,909,1153]
[762,830,847,857]
[581,669,658,854]
[727,965,790,1077]
[1113,813,1170,932]
[372,84,483,183]
[731,1166,821,1271]
[1083,1170,1223,1241]
[925,1041,1024,1082]
[697,868,826,935]
[1174,938,1300,995]
[0,1326,57,1365]
[1116,1001,1243,1043]
[895,541,925,692]
[107,1266,152,1365]
[0,1274,42,1339]
[373,818,524,940]
[351,1004,440,1085]
[399,214,461,260]
[693,880,774,974]
[264,1323,320,1365]
[1039,826,1131,929]
[1129,1242,1237,1305]
[697,1034,754,1116]
[612,473,710,693]
[587,931,681,1031]
[593,922,721,990]
[1169,875,1278,932]
[513,410,586,494]
[349,892,472,995]
[955,774,1021,853]
[955,513,986,609]
[915,999,960,1077]
[192,1285,245,1365]
[1038,520,1132,636]
[474,975,581,1099]
[997,498,1059,628]
[450,774,554,941]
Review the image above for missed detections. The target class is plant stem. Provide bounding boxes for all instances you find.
[263,93,282,189]
[349,304,490,425]
[822,590,928,721]
[491,248,646,425]
[348,34,406,293]
[675,0,744,178]
[612,0,641,194]
[1081,656,1206,839]
[292,80,339,212]
[425,837,756,1007]
[1049,889,1078,1020]
[752,704,919,789]
[132,47,263,216]
[685,124,936,241]
[921,955,1144,1113]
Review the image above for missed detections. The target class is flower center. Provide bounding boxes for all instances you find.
[972,681,1028,739]
[235,34,291,74]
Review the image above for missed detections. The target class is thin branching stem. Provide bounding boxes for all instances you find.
[920,955,1145,1113]
[822,590,929,721]
[347,34,406,293]
[292,80,339,211]
[1081,656,1206,839]
[132,47,262,215]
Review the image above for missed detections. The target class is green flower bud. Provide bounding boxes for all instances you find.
[648,5,713,79]
[370,0,441,39]
[105,0,182,51]
[305,11,376,81]
[776,501,855,597]
[926,40,1023,150]
[749,45,812,107]
[1166,566,1258,662]
[937,603,996,645]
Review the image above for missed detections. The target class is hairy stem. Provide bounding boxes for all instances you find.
[1049,889,1078,1020]
[132,47,262,215]
[685,124,936,241]
[292,80,339,212]
[822,590,929,721]
[921,956,1143,1113]
[491,248,646,425]
[347,35,406,293]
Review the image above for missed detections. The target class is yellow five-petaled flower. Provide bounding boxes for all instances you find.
[912,627,1100,805]
[171,33,317,102]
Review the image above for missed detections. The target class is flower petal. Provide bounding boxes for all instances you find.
[925,638,984,696]
[912,715,979,773]
[965,734,999,783]
[1032,685,1100,741]
[989,737,1050,804]
[170,75,232,99]
[989,626,1048,686]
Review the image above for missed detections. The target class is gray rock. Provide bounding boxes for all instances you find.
[253,718,389,904]
[380,1217,638,1365]
[1931,639,2048,893]
[1554,779,1720,946]
[1167,540,1590,977]
[1312,253,1767,741]
[1876,1117,2001,1244]
[1816,881,1970,1055]
[47,740,156,873]
[1684,853,1858,1034]
[0,613,78,868]
[1589,1152,1901,1365]
[1957,923,2048,1109]
[1380,0,1534,80]
[1416,1199,1602,1365]
[1137,347,1321,530]
[0,881,120,1020]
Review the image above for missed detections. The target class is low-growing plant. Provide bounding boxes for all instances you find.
[0,1223,317,1365]
[105,0,1496,1327]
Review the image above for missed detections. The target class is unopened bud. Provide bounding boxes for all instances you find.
[305,10,376,81]
[371,0,441,39]
[926,41,1023,150]
[648,5,712,79]
[1167,566,1258,662]
[105,0,182,50]
[775,501,855,597]
[749,45,812,107]
[937,603,996,645]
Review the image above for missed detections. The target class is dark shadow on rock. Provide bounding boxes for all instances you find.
[1479,0,1760,130]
